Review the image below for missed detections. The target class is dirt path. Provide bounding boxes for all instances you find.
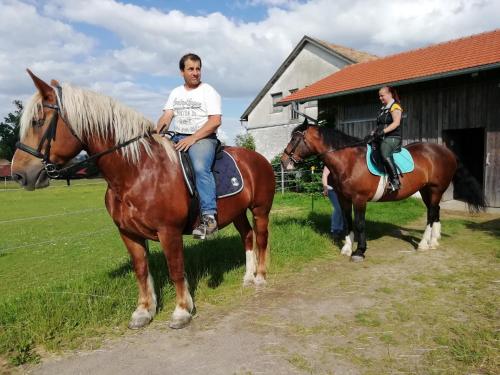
[23,210,499,375]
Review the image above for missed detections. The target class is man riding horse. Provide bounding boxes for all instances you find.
[156,53,221,239]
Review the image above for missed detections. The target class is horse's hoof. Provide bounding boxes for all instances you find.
[341,247,352,256]
[350,255,365,262]
[254,274,267,287]
[128,310,153,330]
[168,315,192,329]
[418,243,430,251]
[243,274,255,287]
[169,307,192,329]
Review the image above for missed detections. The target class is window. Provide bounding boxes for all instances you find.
[289,89,299,120]
[271,92,283,113]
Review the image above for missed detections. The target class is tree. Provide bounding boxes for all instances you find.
[234,132,256,151]
[0,100,23,161]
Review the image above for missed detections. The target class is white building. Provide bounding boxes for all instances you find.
[240,36,377,160]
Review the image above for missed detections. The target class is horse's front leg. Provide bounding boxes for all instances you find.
[119,230,157,329]
[350,203,367,262]
[340,198,354,256]
[158,229,194,329]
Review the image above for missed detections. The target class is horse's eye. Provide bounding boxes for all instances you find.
[32,118,44,128]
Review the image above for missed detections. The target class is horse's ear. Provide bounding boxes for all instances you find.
[26,69,54,100]
[302,118,309,127]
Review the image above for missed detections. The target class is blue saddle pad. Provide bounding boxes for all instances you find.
[366,144,414,176]
[179,150,244,199]
[213,150,244,198]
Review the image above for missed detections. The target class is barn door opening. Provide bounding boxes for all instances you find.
[442,128,485,200]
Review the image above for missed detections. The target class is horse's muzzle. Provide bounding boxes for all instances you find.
[11,165,49,191]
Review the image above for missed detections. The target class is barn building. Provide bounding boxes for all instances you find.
[0,159,11,179]
[240,35,377,160]
[280,30,500,207]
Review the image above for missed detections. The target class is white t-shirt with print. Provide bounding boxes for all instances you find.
[163,83,222,134]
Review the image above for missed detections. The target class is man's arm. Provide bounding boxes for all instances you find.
[174,115,221,152]
[156,109,175,133]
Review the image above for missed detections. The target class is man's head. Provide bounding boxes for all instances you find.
[179,53,202,88]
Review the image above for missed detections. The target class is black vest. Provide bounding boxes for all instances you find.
[376,102,402,138]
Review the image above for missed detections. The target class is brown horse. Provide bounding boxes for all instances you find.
[281,122,486,262]
[11,71,275,329]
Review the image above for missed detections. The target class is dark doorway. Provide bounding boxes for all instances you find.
[442,128,485,200]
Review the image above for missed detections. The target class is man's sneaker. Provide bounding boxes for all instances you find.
[192,215,218,240]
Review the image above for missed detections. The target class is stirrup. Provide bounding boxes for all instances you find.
[389,179,401,191]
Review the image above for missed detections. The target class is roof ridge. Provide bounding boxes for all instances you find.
[309,36,378,62]
[366,28,500,63]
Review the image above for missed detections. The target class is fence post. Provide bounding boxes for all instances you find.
[280,163,285,195]
[310,166,315,212]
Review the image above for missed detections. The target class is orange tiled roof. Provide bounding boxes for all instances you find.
[280,29,500,104]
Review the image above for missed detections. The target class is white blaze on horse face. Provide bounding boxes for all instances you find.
[341,231,355,256]
[418,224,432,250]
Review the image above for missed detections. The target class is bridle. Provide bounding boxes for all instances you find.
[16,85,151,180]
[283,130,308,164]
[15,85,84,179]
[283,127,371,166]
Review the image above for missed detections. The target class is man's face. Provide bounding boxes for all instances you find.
[181,59,201,88]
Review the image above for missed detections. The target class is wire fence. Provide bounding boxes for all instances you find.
[2,163,326,194]
[271,162,323,195]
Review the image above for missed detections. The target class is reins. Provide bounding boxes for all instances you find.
[285,102,371,163]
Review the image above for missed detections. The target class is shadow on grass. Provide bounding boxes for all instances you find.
[272,212,445,250]
[465,218,500,238]
[109,234,245,310]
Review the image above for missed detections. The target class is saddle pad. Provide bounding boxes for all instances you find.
[179,150,244,199]
[366,144,415,176]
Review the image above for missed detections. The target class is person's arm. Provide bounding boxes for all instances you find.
[322,166,330,196]
[173,115,221,151]
[156,109,174,133]
[174,85,222,152]
[382,109,402,134]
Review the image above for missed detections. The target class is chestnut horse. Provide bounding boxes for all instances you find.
[11,71,275,329]
[281,122,486,262]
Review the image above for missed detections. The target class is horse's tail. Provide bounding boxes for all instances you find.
[452,160,487,213]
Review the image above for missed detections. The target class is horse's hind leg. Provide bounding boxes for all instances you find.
[119,230,157,329]
[418,187,442,250]
[233,212,257,286]
[251,206,271,287]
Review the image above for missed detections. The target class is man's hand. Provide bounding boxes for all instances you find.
[323,185,328,197]
[174,135,197,152]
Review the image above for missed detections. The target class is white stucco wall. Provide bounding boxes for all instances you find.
[245,42,351,160]
[247,123,299,161]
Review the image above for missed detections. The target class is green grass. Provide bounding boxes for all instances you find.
[0,183,434,367]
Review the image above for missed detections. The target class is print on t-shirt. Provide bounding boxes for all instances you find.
[164,83,222,135]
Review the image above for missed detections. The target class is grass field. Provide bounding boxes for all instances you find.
[0,179,498,374]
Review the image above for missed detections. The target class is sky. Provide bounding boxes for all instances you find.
[1,0,499,144]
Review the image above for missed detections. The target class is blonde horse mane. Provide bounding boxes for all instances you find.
[20,83,176,163]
